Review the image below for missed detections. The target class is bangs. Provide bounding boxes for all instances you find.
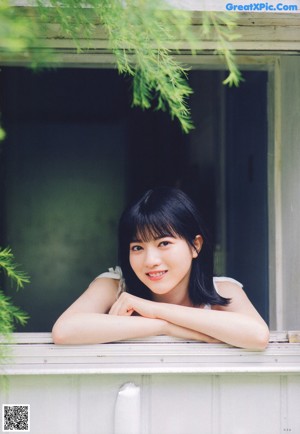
[129,211,180,242]
[119,187,199,250]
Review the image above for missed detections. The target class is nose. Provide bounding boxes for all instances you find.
[144,246,162,268]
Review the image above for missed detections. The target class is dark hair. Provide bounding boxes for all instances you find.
[118,187,230,306]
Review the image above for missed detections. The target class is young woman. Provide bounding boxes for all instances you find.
[52,187,269,349]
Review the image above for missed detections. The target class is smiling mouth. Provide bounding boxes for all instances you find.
[146,271,168,280]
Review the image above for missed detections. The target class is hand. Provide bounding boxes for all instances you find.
[108,292,156,318]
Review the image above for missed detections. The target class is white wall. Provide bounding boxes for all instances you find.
[279,56,300,329]
[2,372,300,434]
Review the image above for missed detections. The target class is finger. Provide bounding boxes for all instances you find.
[108,301,120,315]
[109,301,134,316]
[125,308,134,316]
[115,304,134,316]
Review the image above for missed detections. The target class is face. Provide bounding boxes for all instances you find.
[129,233,202,304]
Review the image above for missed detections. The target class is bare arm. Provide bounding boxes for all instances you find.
[109,281,269,349]
[52,278,216,344]
[52,278,166,344]
[160,281,270,349]
[53,312,168,344]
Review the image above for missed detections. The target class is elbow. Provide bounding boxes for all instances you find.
[52,320,71,345]
[252,325,270,350]
[236,322,270,350]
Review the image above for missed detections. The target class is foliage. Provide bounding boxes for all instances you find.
[0,0,35,53]
[0,0,49,64]
[202,12,242,87]
[0,247,29,342]
[0,0,242,134]
[0,126,6,142]
[0,0,48,140]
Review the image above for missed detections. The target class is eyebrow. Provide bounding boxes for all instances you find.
[130,234,175,243]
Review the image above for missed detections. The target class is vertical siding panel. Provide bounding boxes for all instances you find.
[279,56,300,329]
[219,375,281,434]
[78,375,142,434]
[141,375,151,434]
[280,376,288,433]
[286,375,300,432]
[211,375,220,434]
[269,58,283,330]
[150,375,213,434]
[4,375,79,434]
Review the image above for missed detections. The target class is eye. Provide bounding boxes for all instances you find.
[130,244,143,252]
[158,240,171,247]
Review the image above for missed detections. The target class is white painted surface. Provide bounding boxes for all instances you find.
[279,56,300,330]
[1,334,300,434]
[1,373,300,434]
[2,12,300,62]
[114,383,141,434]
[1,332,300,375]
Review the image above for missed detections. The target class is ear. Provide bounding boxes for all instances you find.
[192,235,203,258]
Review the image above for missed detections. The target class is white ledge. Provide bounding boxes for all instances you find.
[1,332,300,376]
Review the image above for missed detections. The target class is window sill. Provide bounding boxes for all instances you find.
[1,331,300,376]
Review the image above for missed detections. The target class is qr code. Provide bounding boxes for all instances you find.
[2,405,30,432]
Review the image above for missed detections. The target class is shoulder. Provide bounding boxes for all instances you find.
[214,280,243,297]
[95,266,123,281]
[212,277,247,311]
[88,272,121,301]
[89,275,120,290]
[87,266,124,299]
[86,274,120,303]
[56,273,120,319]
[213,276,243,296]
[213,276,243,289]
[93,266,125,297]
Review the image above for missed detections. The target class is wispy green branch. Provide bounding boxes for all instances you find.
[35,0,242,132]
[0,247,30,343]
[202,12,242,87]
[0,247,30,290]
[1,0,242,134]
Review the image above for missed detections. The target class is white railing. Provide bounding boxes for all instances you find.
[1,332,300,434]
[1,331,300,375]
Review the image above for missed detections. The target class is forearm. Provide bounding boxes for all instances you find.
[52,313,167,345]
[165,322,221,342]
[154,304,269,349]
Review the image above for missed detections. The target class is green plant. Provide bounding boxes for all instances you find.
[0,0,50,65]
[0,247,29,344]
[37,0,242,132]
[0,1,242,135]
[0,126,6,142]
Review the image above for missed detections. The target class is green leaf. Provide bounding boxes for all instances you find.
[0,290,29,336]
[0,1,242,134]
[0,247,30,290]
[0,127,6,142]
